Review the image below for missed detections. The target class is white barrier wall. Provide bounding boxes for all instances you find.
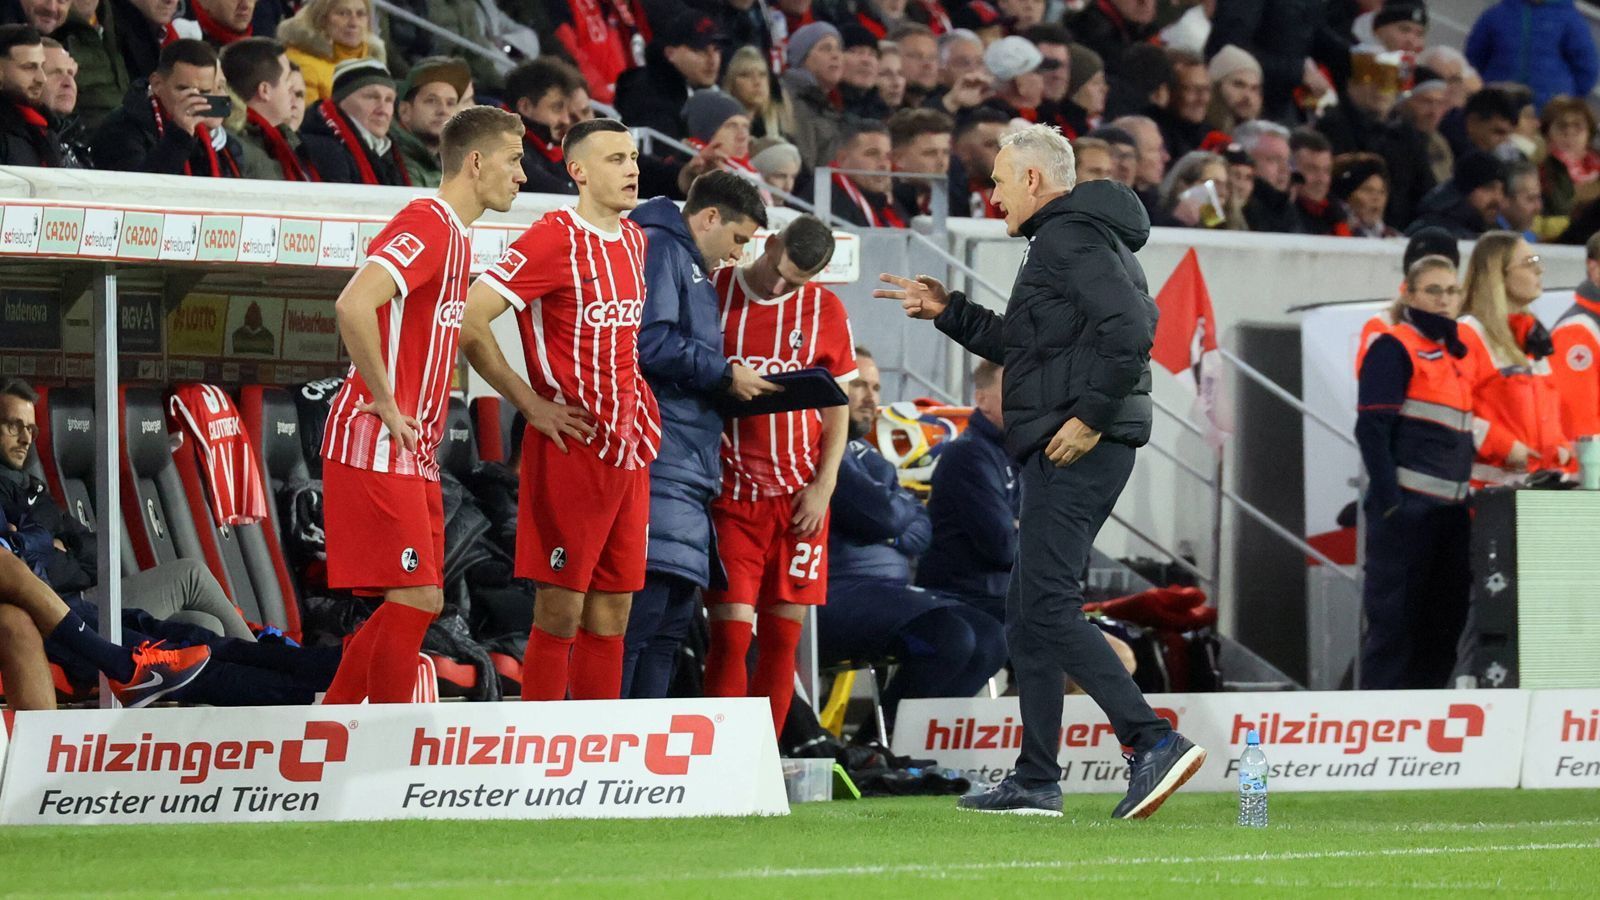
[0,699,786,825]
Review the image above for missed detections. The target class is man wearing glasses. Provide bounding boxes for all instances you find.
[0,380,250,639]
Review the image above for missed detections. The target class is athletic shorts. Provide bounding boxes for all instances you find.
[703,493,830,608]
[323,458,444,592]
[516,427,650,593]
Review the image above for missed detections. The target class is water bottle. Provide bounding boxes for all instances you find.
[1237,729,1268,828]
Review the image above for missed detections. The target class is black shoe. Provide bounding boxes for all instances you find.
[956,777,1063,816]
[1111,732,1207,820]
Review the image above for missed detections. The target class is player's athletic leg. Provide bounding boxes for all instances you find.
[569,590,631,700]
[523,585,583,700]
[321,462,442,704]
[703,496,779,699]
[749,503,830,735]
[752,601,807,736]
[0,601,54,710]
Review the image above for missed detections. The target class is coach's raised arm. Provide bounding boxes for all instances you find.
[875,124,1203,820]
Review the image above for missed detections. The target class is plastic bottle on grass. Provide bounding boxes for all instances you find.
[1237,729,1268,828]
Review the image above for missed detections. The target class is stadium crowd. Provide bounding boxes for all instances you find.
[0,0,1594,242]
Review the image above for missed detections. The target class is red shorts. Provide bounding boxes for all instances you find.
[322,458,445,591]
[704,493,830,608]
[516,428,650,593]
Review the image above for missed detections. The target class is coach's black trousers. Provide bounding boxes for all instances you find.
[1008,442,1171,788]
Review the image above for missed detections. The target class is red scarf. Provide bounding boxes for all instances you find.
[969,178,1001,218]
[191,1,251,46]
[247,108,316,181]
[834,171,906,228]
[525,124,563,163]
[14,103,52,167]
[1554,147,1600,187]
[160,21,180,45]
[317,98,411,186]
[151,95,238,178]
[856,11,886,39]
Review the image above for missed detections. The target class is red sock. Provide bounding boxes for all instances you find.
[704,618,754,697]
[752,614,803,737]
[522,626,575,700]
[321,607,387,705]
[365,603,436,704]
[569,629,624,700]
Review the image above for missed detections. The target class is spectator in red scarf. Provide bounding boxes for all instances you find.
[614,10,722,142]
[1290,128,1340,235]
[549,0,649,106]
[220,36,313,180]
[682,88,755,177]
[780,20,845,168]
[876,41,908,110]
[390,55,468,187]
[891,22,939,107]
[1540,95,1600,229]
[90,37,248,175]
[982,34,1043,122]
[888,106,953,219]
[0,25,67,166]
[831,119,902,227]
[1153,50,1223,161]
[950,105,1007,217]
[112,0,199,83]
[505,56,580,194]
[296,56,407,185]
[191,0,254,48]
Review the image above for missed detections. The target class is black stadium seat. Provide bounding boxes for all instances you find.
[163,385,301,637]
[119,386,217,573]
[33,386,138,576]
[439,397,479,481]
[239,386,311,538]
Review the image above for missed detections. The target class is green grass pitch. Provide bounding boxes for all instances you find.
[2,789,1598,897]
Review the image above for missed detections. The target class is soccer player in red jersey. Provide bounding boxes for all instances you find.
[460,118,660,702]
[319,106,527,704]
[702,215,857,736]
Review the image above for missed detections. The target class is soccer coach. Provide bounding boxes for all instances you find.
[876,124,1205,819]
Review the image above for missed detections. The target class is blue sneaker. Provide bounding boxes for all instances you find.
[1111,731,1207,820]
[956,776,1063,816]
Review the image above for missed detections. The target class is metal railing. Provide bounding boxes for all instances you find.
[811,166,949,236]
[371,0,515,72]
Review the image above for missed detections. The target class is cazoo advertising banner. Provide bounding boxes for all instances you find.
[0,699,787,825]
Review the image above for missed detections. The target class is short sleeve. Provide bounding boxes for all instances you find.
[818,289,859,384]
[475,218,570,312]
[366,207,447,300]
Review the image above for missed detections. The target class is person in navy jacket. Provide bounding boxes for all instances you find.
[623,172,778,698]
[816,348,1007,740]
[916,360,1017,623]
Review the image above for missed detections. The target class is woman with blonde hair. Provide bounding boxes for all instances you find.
[1157,150,1243,229]
[722,46,786,140]
[1459,231,1572,485]
[277,0,385,106]
[1356,254,1475,689]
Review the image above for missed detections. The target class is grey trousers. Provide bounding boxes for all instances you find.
[1008,443,1170,788]
[117,559,256,641]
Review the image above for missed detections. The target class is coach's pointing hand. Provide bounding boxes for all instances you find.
[874,273,949,320]
[525,395,596,453]
[727,363,783,402]
[357,397,420,454]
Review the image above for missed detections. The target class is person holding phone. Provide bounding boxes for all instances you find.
[90,38,247,177]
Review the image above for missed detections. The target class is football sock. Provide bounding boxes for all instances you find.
[321,612,384,704]
[704,618,753,698]
[752,614,803,736]
[569,629,625,700]
[365,602,436,704]
[522,625,575,701]
[49,611,134,682]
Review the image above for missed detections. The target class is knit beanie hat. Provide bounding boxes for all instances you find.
[683,90,746,144]
[1066,42,1102,94]
[332,58,393,104]
[1207,44,1262,84]
[787,22,842,69]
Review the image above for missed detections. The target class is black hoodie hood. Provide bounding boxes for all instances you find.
[1022,178,1151,251]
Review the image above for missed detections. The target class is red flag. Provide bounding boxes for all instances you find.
[1152,248,1229,444]
[1152,248,1218,380]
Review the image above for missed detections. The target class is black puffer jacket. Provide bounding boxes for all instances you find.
[934,180,1158,459]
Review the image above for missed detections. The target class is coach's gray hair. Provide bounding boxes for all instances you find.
[999,123,1077,193]
[1231,119,1291,155]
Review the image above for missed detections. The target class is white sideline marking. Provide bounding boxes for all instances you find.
[13,838,1598,896]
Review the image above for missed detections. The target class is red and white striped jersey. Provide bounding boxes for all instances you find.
[322,197,470,482]
[716,265,858,500]
[168,383,268,525]
[477,208,661,470]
